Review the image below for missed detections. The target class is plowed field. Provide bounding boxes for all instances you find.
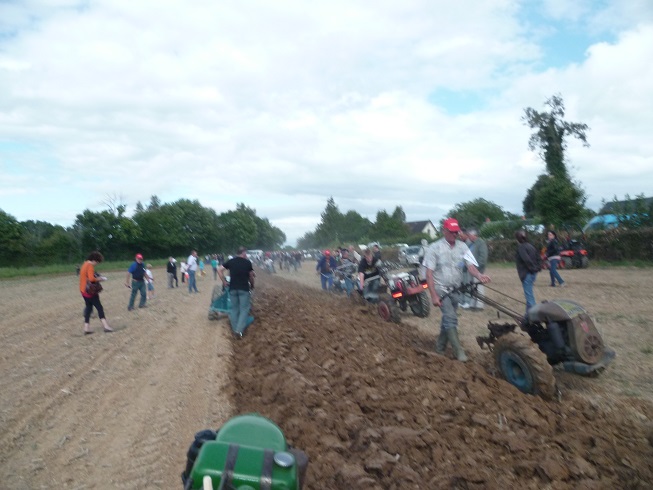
[1,263,652,488]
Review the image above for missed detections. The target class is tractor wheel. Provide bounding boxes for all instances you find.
[581,256,589,268]
[409,291,431,318]
[562,257,572,269]
[377,294,401,323]
[493,333,556,400]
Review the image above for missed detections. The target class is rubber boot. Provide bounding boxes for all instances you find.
[447,328,468,362]
[435,331,448,354]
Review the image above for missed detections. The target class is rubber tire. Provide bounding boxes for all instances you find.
[409,291,431,318]
[562,257,572,269]
[493,332,556,400]
[581,256,589,268]
[377,294,401,323]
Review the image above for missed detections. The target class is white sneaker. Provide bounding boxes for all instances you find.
[460,303,471,309]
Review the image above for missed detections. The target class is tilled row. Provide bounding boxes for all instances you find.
[228,273,653,489]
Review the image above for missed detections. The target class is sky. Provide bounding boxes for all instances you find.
[1,0,652,246]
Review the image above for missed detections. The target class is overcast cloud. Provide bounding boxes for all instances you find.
[1,0,652,245]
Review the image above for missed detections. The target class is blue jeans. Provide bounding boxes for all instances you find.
[548,259,564,286]
[436,287,460,332]
[344,276,354,297]
[320,272,333,290]
[522,273,537,314]
[188,270,199,293]
[128,280,147,308]
[229,289,251,334]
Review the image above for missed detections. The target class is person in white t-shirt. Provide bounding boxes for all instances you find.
[186,250,199,293]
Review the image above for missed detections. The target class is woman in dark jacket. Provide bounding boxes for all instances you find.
[515,230,540,314]
[545,230,566,288]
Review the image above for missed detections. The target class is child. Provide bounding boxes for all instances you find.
[145,264,155,299]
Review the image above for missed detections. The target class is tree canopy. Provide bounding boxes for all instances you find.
[0,197,286,267]
[522,94,590,227]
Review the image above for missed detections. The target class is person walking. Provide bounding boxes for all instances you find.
[316,250,337,291]
[180,261,187,284]
[211,255,218,281]
[166,256,177,288]
[145,264,155,299]
[187,250,200,293]
[546,230,566,288]
[424,218,491,362]
[79,251,113,334]
[125,253,148,310]
[462,228,488,310]
[515,230,541,315]
[218,246,255,338]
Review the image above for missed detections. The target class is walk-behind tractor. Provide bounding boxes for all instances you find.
[351,263,431,323]
[182,414,308,490]
[459,283,615,400]
[352,275,402,323]
[385,268,431,319]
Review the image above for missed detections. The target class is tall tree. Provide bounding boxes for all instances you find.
[522,94,590,226]
[523,94,589,179]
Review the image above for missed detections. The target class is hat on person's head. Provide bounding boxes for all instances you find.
[135,253,143,259]
[443,218,461,233]
[324,250,330,256]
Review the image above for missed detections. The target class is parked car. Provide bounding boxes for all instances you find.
[398,245,422,266]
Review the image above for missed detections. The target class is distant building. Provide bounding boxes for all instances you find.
[406,220,437,240]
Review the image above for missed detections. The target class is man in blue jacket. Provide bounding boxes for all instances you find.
[316,250,337,291]
[125,253,148,310]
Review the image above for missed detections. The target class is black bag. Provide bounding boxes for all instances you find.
[86,280,103,295]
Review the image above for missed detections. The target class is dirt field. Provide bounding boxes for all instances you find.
[0,263,652,488]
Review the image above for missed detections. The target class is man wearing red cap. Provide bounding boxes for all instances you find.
[125,253,148,310]
[423,218,491,362]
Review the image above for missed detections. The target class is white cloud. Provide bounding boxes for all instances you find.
[0,1,651,244]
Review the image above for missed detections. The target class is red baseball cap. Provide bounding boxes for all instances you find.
[443,218,460,232]
[324,250,330,255]
[135,253,144,259]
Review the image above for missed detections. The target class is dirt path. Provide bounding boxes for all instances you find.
[0,271,233,488]
[0,263,652,488]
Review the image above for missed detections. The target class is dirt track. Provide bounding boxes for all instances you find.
[1,263,652,488]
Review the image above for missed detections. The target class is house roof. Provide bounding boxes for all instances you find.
[406,220,433,233]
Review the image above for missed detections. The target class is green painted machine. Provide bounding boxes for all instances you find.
[182,414,308,490]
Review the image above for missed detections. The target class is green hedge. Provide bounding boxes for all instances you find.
[487,228,653,263]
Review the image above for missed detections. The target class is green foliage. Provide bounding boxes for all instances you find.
[0,209,27,267]
[522,94,590,226]
[446,198,515,229]
[533,176,587,228]
[370,209,409,242]
[522,94,589,179]
[6,197,285,268]
[608,194,653,229]
[479,218,542,240]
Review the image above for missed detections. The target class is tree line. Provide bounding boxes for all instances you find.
[0,197,286,268]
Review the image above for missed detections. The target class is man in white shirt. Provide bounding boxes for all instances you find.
[187,250,199,293]
[423,218,491,362]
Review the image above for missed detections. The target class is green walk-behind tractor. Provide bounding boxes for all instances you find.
[182,414,308,490]
[460,283,615,400]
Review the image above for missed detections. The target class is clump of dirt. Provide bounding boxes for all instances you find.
[228,274,653,489]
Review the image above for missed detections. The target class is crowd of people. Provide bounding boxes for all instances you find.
[79,222,565,362]
[78,248,256,338]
